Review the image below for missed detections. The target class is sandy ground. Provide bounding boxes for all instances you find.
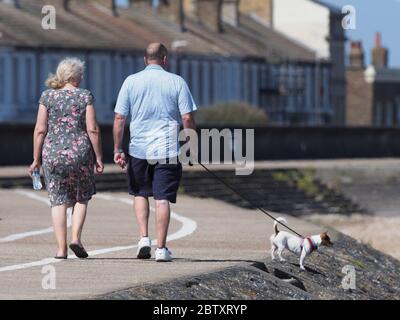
[305,214,400,261]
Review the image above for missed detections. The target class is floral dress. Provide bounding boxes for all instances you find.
[39,88,96,207]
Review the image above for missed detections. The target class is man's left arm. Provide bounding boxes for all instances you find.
[178,80,198,163]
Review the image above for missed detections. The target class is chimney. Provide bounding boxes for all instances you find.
[96,0,119,16]
[372,32,388,68]
[2,0,21,8]
[349,41,364,70]
[239,0,273,26]
[183,0,196,16]
[196,0,223,33]
[111,0,118,16]
[159,0,186,31]
[222,0,239,27]
[63,0,70,11]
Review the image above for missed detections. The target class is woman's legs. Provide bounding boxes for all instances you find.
[51,204,68,257]
[71,201,88,247]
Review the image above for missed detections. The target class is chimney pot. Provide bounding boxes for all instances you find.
[375,32,381,47]
[349,41,365,70]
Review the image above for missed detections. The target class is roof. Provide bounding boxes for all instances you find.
[0,0,317,62]
[0,28,20,46]
[0,0,149,50]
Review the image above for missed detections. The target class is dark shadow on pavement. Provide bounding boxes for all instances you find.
[288,262,323,275]
[86,257,260,264]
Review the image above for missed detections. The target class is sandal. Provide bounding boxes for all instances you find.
[54,255,68,259]
[69,243,89,259]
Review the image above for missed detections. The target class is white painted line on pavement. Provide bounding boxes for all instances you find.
[0,226,54,243]
[117,197,197,242]
[0,190,72,243]
[0,192,197,273]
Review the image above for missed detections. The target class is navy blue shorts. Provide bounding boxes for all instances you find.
[127,155,182,203]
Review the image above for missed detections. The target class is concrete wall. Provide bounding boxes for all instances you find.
[2,124,400,166]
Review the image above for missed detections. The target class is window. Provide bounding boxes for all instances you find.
[201,60,210,106]
[190,60,200,103]
[385,101,393,127]
[396,97,400,126]
[25,57,33,107]
[12,56,19,105]
[0,56,4,103]
[386,101,394,127]
[17,54,36,110]
[374,102,383,126]
[100,60,107,103]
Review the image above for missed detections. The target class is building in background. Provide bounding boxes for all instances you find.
[0,0,340,125]
[256,0,346,125]
[346,33,400,127]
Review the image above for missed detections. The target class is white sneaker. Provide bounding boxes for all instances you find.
[155,247,172,262]
[136,237,151,259]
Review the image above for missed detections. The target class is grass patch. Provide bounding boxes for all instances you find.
[178,186,186,194]
[272,171,290,182]
[196,102,269,126]
[346,257,366,269]
[296,169,319,196]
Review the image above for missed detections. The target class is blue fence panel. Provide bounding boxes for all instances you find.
[0,49,334,125]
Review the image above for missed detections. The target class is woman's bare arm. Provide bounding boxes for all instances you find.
[86,105,104,173]
[29,105,48,176]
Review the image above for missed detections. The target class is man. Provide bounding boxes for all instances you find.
[113,43,197,262]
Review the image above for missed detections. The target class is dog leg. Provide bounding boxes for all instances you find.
[299,248,307,271]
[277,247,286,262]
[271,244,277,260]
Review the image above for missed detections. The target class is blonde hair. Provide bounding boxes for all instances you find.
[46,57,85,89]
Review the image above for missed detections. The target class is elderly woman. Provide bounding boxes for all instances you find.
[29,58,104,259]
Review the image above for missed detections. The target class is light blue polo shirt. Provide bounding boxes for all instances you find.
[114,64,197,160]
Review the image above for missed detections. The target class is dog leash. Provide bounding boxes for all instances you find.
[191,161,304,238]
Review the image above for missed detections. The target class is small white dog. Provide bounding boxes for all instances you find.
[270,217,333,270]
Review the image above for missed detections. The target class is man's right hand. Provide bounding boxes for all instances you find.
[114,152,127,169]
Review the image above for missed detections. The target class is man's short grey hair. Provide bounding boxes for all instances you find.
[145,43,168,61]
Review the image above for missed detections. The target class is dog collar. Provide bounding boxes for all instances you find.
[303,236,317,252]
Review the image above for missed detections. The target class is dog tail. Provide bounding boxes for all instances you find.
[274,217,287,235]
